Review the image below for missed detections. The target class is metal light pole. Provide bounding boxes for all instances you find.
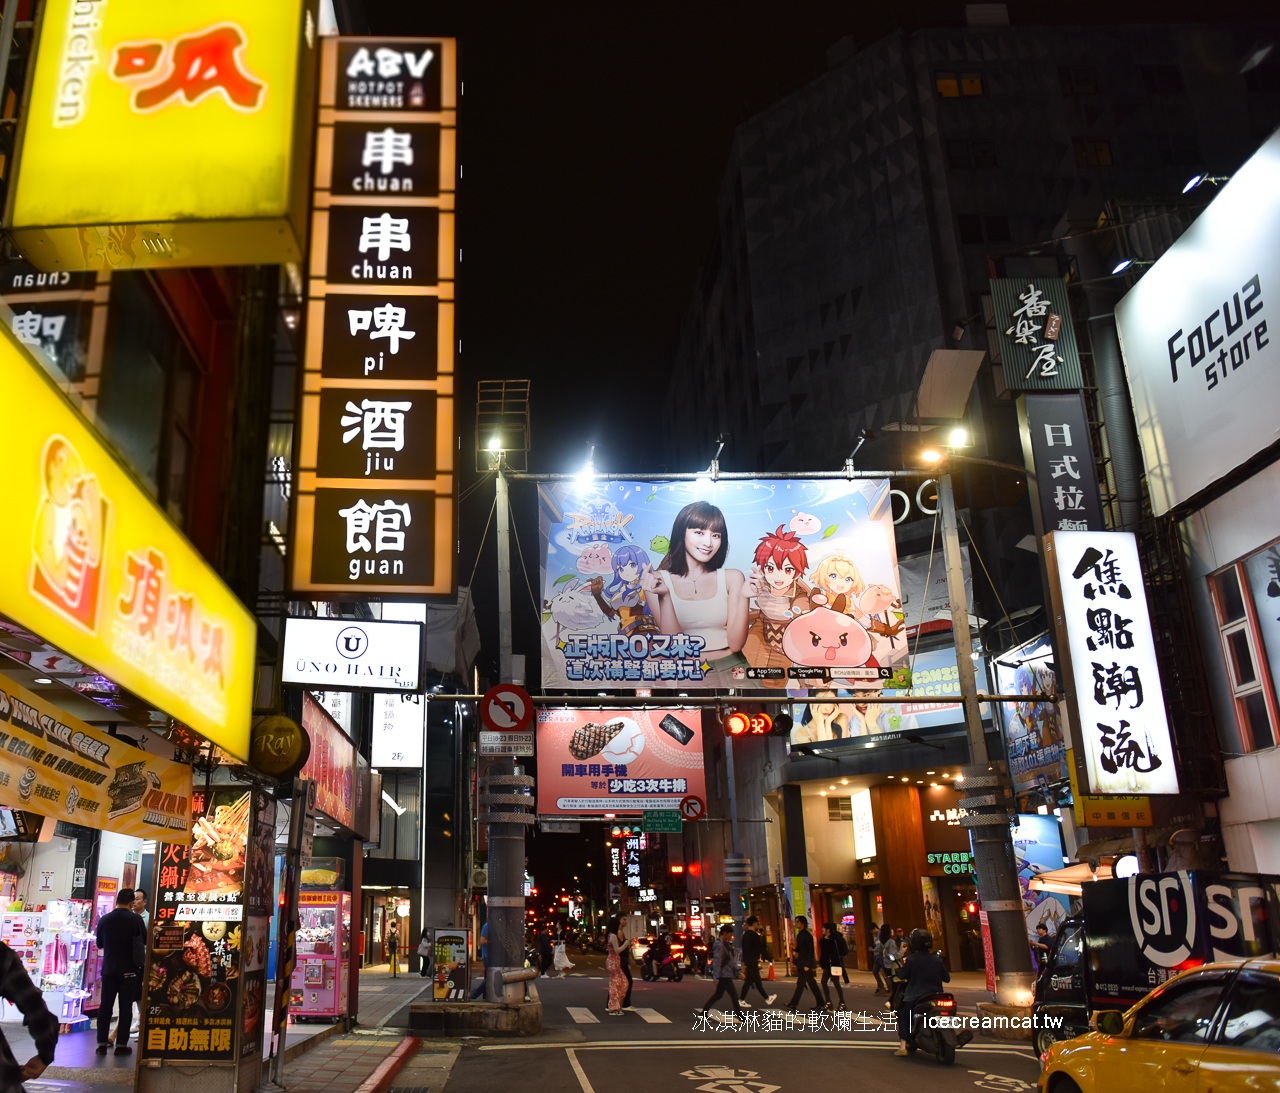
[937,471,1037,1008]
[721,731,750,945]
[480,455,531,997]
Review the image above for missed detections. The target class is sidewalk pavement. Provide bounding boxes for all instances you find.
[356,963,434,1026]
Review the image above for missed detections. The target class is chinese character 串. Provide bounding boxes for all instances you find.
[1097,719,1163,775]
[1050,455,1081,480]
[362,127,414,175]
[1072,546,1133,600]
[118,548,165,639]
[348,303,417,354]
[1092,661,1144,710]
[358,213,411,262]
[337,499,412,553]
[1085,608,1135,652]
[112,26,265,112]
[12,311,65,347]
[340,399,412,451]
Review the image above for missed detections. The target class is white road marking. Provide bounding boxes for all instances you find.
[567,1048,597,1093]
[637,1008,671,1024]
[568,1006,601,1024]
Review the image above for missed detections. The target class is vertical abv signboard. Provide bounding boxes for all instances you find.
[990,278,1084,392]
[291,38,457,596]
[141,787,274,1068]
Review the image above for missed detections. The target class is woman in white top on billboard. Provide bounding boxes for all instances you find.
[640,501,756,663]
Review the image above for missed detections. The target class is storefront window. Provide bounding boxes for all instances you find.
[1210,550,1280,752]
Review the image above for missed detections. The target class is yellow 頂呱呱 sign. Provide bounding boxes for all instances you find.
[0,311,255,759]
[5,0,319,271]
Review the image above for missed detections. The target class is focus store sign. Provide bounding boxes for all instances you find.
[291,37,456,596]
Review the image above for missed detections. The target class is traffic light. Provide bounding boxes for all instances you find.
[770,713,793,737]
[670,864,685,874]
[725,710,773,736]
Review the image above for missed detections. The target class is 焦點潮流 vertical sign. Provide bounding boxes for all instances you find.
[291,38,456,595]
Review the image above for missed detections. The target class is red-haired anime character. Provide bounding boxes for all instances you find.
[743,526,813,684]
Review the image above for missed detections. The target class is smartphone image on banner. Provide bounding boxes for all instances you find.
[658,714,694,746]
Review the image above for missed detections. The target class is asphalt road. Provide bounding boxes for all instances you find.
[440,951,1042,1093]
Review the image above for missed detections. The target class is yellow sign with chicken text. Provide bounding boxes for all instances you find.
[0,670,193,838]
[5,0,319,270]
[0,319,255,759]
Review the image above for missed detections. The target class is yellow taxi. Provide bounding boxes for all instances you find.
[1038,959,1280,1093]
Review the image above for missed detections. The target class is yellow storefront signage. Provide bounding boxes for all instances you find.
[0,320,255,759]
[1067,749,1151,828]
[0,670,193,839]
[4,0,318,271]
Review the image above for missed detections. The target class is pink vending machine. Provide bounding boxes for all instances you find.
[289,891,350,1021]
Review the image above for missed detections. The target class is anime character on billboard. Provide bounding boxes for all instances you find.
[1010,663,1062,751]
[742,526,812,682]
[780,600,873,669]
[601,545,659,637]
[640,502,752,669]
[811,552,866,617]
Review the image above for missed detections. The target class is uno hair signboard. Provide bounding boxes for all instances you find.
[0,307,255,759]
[281,616,423,691]
[6,0,320,270]
[290,37,456,597]
[1115,127,1280,516]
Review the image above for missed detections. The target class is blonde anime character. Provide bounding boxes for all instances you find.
[811,553,867,617]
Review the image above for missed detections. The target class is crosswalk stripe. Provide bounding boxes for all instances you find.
[567,1007,600,1024]
[635,1008,670,1024]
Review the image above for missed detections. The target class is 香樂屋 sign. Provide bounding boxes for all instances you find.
[6,0,319,270]
[1115,127,1279,515]
[281,616,423,691]
[0,316,256,759]
[1046,531,1179,796]
[291,36,457,597]
[0,669,192,838]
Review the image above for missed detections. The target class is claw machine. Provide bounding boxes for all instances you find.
[288,891,350,1021]
[37,899,94,1031]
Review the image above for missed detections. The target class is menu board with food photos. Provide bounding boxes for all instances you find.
[140,787,269,1063]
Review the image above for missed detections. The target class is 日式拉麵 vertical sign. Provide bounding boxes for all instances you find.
[291,38,456,595]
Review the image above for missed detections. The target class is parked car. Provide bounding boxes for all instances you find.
[1033,870,1277,1057]
[1038,958,1280,1093]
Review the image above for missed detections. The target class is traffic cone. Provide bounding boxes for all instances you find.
[767,961,775,981]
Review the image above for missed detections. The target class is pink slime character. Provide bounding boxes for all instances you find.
[781,605,872,666]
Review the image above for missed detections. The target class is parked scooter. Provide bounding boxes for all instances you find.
[902,992,973,1065]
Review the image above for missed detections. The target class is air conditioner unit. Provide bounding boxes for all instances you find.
[471,866,488,890]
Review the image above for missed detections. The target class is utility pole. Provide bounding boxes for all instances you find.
[937,471,1037,1008]
[480,456,530,997]
[721,730,749,944]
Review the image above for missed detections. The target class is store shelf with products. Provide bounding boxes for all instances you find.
[0,901,94,1031]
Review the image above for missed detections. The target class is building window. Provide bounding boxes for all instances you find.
[937,70,984,98]
[97,272,200,523]
[827,796,852,821]
[983,215,1011,243]
[1073,138,1114,167]
[1142,65,1186,95]
[1059,67,1099,96]
[370,769,421,859]
[957,214,1010,245]
[1209,550,1280,752]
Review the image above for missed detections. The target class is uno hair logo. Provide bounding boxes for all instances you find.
[335,626,369,660]
[1128,871,1196,967]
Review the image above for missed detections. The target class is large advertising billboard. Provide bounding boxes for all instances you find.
[539,479,904,691]
[535,708,706,816]
[1114,127,1280,516]
[1011,813,1070,946]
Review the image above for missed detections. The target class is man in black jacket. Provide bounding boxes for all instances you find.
[740,917,776,1007]
[785,915,824,1011]
[95,888,145,1056]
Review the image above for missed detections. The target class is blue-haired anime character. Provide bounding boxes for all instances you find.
[603,544,659,636]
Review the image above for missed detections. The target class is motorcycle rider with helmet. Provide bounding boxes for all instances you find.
[894,928,950,1057]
